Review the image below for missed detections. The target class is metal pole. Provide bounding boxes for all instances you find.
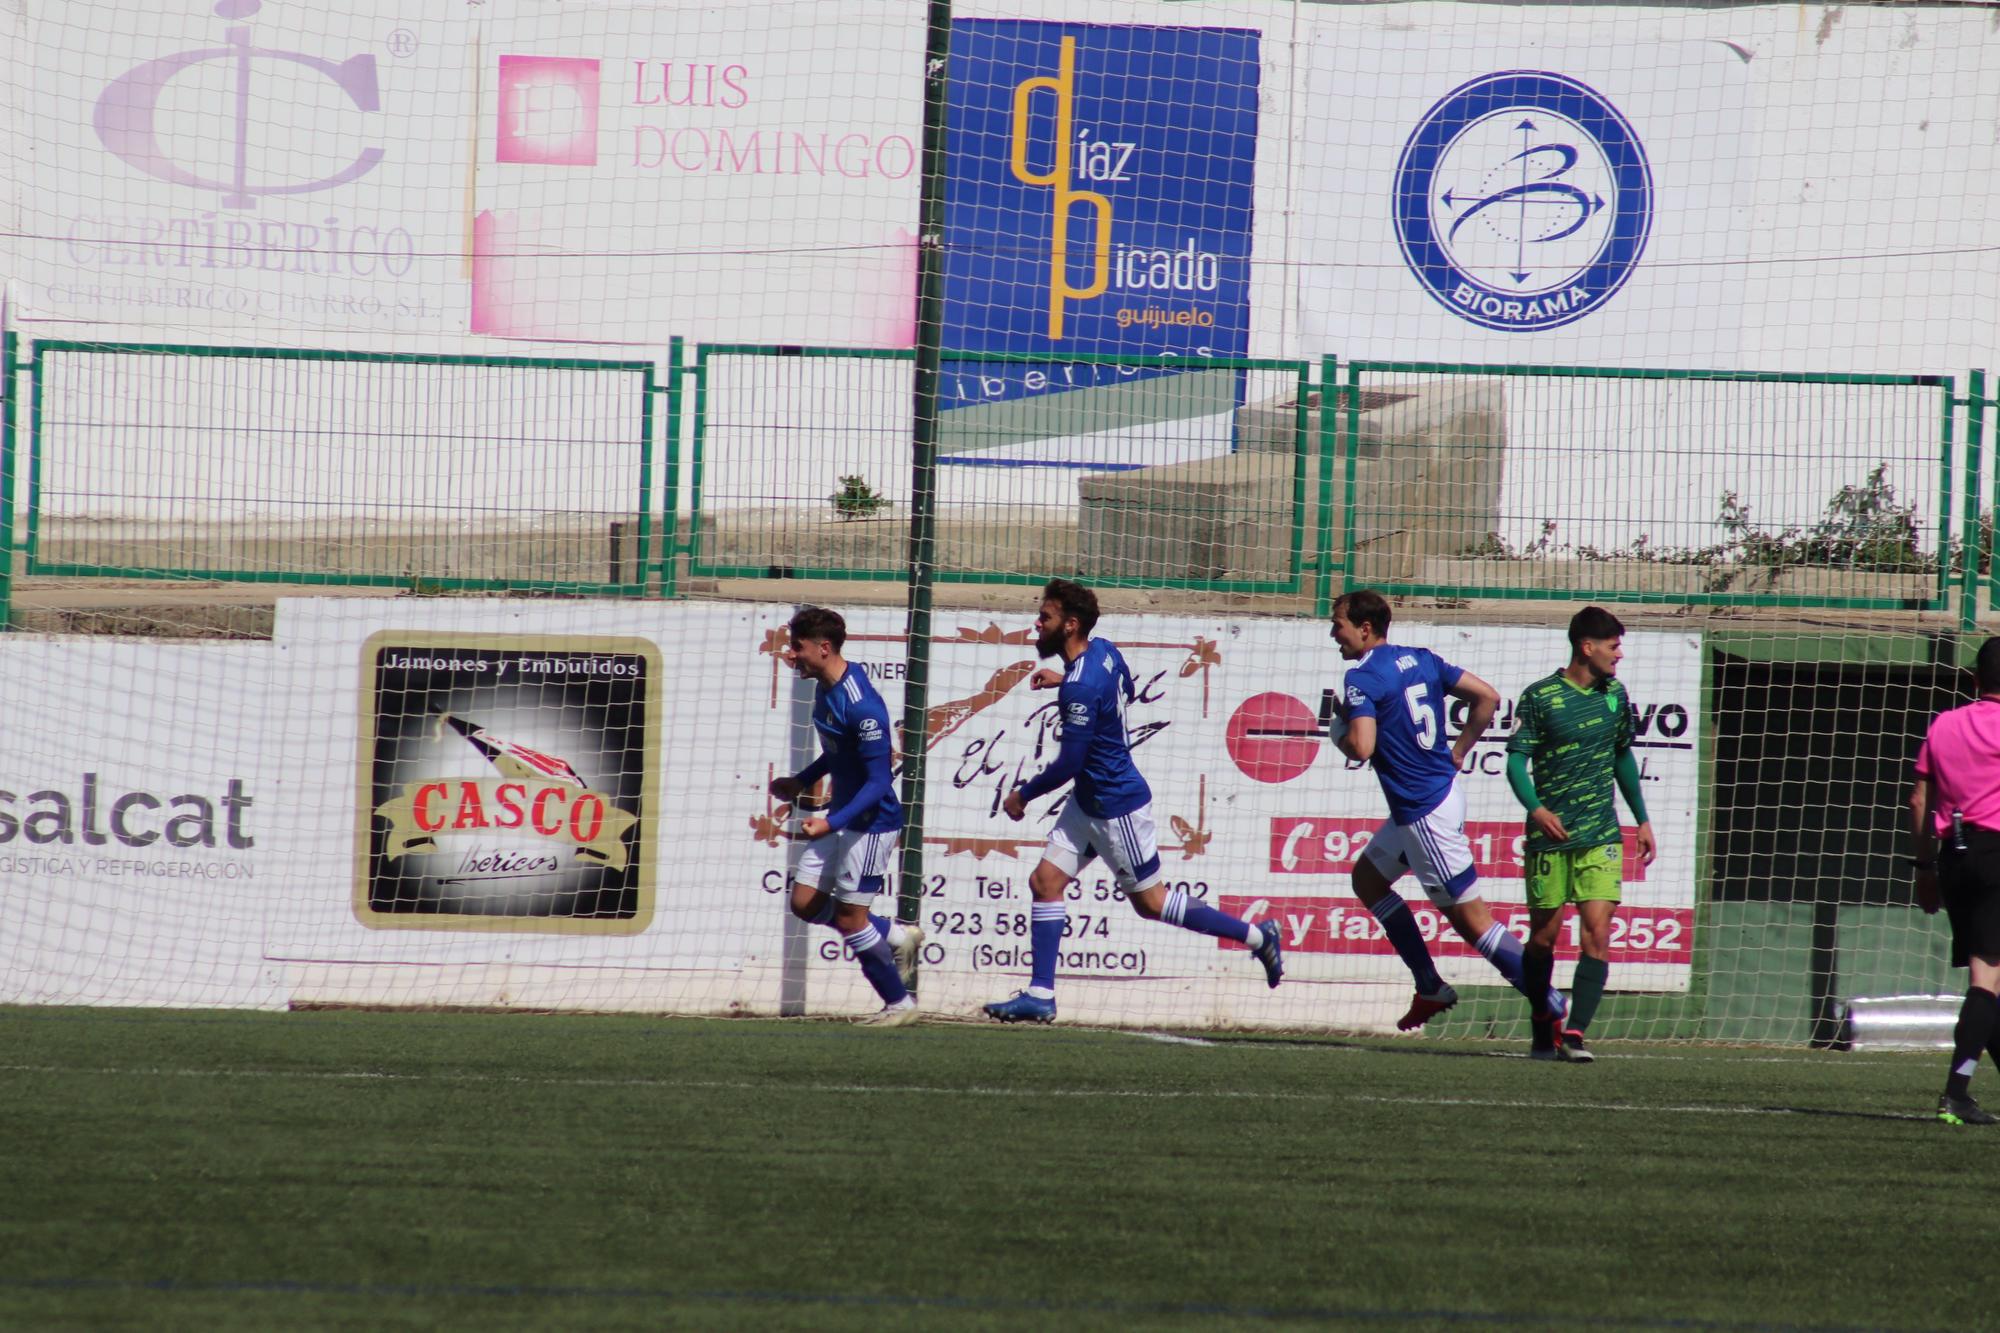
[0,323,14,631]
[1313,355,1337,617]
[1806,899,1842,1049]
[780,656,816,1016]
[1969,369,1988,629]
[896,0,952,926]
[661,334,683,597]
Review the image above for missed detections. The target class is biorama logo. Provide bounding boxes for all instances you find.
[0,774,254,849]
[1393,71,1653,333]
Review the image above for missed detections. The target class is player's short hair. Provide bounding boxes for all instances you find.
[788,605,846,650]
[1332,589,1391,638]
[1042,578,1100,638]
[1977,636,2000,694]
[1568,606,1626,653]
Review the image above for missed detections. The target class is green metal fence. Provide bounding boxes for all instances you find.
[1335,361,1961,614]
[687,345,1314,594]
[1970,367,2000,618]
[15,340,663,596]
[687,344,913,583]
[0,332,16,622]
[934,351,1314,596]
[1,338,1990,626]
[682,349,1974,614]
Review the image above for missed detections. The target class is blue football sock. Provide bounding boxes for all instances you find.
[1030,902,1066,993]
[1160,887,1250,943]
[1476,922,1564,1016]
[1368,895,1444,993]
[840,921,908,1005]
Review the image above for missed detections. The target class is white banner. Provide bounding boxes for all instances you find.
[265,598,789,1010]
[1213,620,1700,992]
[0,601,1699,1021]
[18,0,473,335]
[0,639,282,1009]
[7,3,1993,374]
[1298,31,1755,367]
[835,612,1701,1008]
[468,1,922,346]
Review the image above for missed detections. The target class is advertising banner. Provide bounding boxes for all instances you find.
[0,602,1697,1021]
[19,0,472,334]
[1297,29,1754,367]
[353,634,661,934]
[810,612,1700,1004]
[265,599,786,991]
[469,1,922,345]
[0,640,281,1009]
[940,20,1259,468]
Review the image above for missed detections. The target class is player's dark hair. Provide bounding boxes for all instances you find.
[1976,636,2000,694]
[788,605,846,650]
[1332,589,1391,638]
[1042,578,1100,638]
[1568,606,1625,653]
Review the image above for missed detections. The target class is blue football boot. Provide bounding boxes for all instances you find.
[1252,919,1285,989]
[983,990,1057,1024]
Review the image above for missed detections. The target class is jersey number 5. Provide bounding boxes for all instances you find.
[1404,684,1438,749]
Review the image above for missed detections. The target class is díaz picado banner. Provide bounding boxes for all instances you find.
[940,21,1259,467]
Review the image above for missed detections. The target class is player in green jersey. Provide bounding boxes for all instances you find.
[1505,607,1658,1062]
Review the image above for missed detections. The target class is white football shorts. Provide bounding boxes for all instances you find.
[1041,800,1163,894]
[1361,781,1481,909]
[794,827,899,904]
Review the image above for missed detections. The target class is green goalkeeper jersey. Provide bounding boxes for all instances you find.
[1506,671,1634,853]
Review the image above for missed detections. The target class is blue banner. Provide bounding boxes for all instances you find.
[942,21,1260,425]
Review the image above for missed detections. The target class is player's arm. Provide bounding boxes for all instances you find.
[1611,683,1654,863]
[1336,676,1375,762]
[1444,669,1500,767]
[770,751,832,802]
[1504,704,1569,843]
[1502,725,1544,817]
[1613,746,1655,864]
[1504,751,1540,812]
[1006,686,1092,819]
[823,734,894,835]
[1908,764,1941,915]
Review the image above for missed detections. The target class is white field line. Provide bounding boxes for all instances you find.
[1105,1031,1908,1067]
[1129,1031,1217,1047]
[0,1063,1929,1120]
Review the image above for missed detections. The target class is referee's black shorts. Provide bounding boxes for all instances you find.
[1940,825,2000,967]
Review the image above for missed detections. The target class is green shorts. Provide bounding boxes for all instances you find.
[1525,841,1623,910]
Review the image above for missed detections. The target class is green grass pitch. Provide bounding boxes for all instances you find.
[0,1006,1987,1331]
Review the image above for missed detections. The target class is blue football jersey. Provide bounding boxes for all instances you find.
[1342,644,1463,824]
[811,666,902,835]
[1018,638,1152,819]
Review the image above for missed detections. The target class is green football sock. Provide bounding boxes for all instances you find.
[1569,954,1610,1031]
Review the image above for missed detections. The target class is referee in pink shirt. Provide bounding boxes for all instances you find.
[1909,637,2000,1126]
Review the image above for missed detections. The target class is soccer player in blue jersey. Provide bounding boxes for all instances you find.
[767,606,926,1027]
[1329,590,1564,1032]
[984,579,1284,1023]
